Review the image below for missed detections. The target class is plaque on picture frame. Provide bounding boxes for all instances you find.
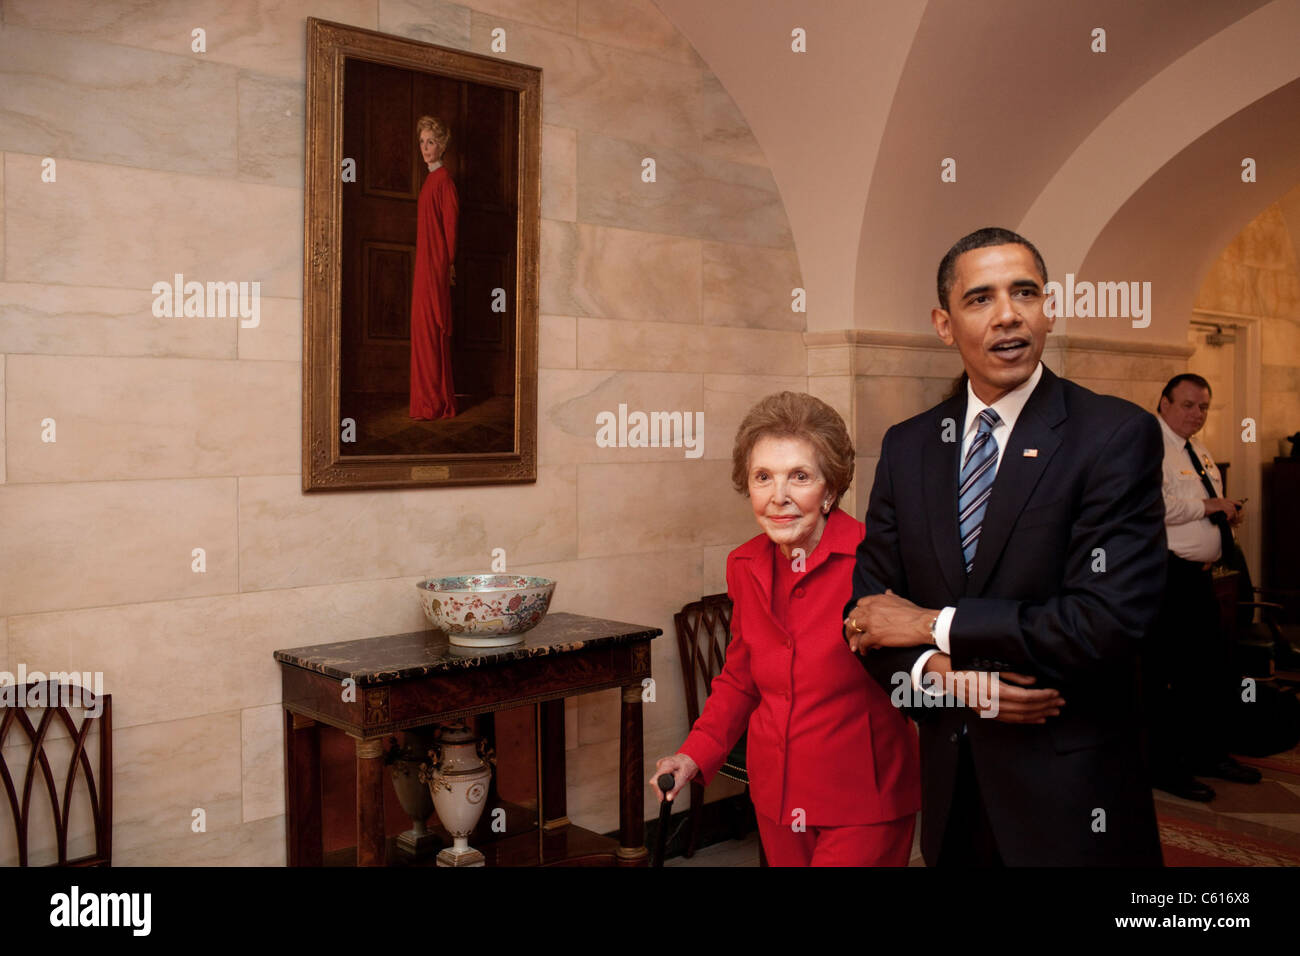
[302,18,540,491]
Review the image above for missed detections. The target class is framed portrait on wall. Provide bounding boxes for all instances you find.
[302,18,540,490]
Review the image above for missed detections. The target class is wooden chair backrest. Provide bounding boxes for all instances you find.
[0,681,112,866]
[674,593,735,726]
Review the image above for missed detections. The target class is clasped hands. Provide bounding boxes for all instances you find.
[844,590,1064,724]
[843,588,934,653]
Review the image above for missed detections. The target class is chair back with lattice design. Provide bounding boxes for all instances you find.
[674,593,735,726]
[0,680,112,866]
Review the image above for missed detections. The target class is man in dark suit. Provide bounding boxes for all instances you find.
[842,227,1166,866]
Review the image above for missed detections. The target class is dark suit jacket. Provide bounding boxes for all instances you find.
[844,366,1166,866]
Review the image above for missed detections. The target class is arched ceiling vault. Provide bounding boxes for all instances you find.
[655,0,1299,343]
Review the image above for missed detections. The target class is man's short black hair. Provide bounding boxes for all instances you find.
[1158,373,1212,412]
[936,227,1048,311]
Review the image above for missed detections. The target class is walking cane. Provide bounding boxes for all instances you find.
[652,773,675,867]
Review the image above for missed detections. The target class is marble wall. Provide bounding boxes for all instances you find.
[0,0,800,864]
[1195,193,1300,458]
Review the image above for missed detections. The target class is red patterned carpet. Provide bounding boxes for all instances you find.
[1237,749,1300,777]
[1158,813,1300,866]
[1154,734,1300,866]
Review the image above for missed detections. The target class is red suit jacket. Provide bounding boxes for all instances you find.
[680,508,921,826]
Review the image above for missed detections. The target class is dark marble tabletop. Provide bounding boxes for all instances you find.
[273,612,662,684]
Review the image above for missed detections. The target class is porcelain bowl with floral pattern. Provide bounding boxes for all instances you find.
[417,574,556,646]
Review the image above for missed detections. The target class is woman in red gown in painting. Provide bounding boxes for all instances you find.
[409,115,460,420]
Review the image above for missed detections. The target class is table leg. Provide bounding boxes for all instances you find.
[354,735,386,866]
[617,684,648,865]
[539,699,569,830]
[283,711,322,867]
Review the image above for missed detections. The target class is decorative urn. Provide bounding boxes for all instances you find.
[419,723,495,867]
[386,731,438,859]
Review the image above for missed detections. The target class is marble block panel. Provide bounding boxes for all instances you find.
[703,372,808,463]
[643,632,690,738]
[1222,206,1297,272]
[1255,267,1300,321]
[541,124,577,222]
[848,341,965,379]
[1262,317,1300,367]
[539,314,577,369]
[1195,258,1262,317]
[520,548,703,635]
[566,736,620,834]
[694,70,766,168]
[541,220,701,323]
[237,467,578,591]
[378,0,474,49]
[465,0,577,33]
[576,0,700,65]
[1281,186,1300,259]
[0,281,236,359]
[5,153,300,298]
[577,132,792,249]
[6,595,243,732]
[0,27,238,177]
[1070,378,1146,408]
[576,687,621,747]
[577,315,805,376]
[1062,348,1185,383]
[115,814,285,866]
[565,696,579,751]
[110,712,243,854]
[805,373,853,437]
[806,344,852,377]
[241,703,285,822]
[237,295,301,362]
[6,355,299,481]
[702,241,803,331]
[576,459,752,558]
[1261,390,1300,451]
[3,0,378,80]
[701,544,731,595]
[1262,363,1300,395]
[539,368,704,465]
[471,14,698,154]
[516,546,704,737]
[851,456,881,518]
[236,575,433,710]
[854,375,952,458]
[237,70,303,187]
[6,576,417,739]
[0,478,238,616]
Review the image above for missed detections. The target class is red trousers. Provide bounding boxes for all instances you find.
[755,810,915,867]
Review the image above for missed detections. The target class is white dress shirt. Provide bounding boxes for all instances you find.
[911,362,1045,691]
[1158,414,1224,563]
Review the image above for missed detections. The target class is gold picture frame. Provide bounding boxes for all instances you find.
[302,18,540,491]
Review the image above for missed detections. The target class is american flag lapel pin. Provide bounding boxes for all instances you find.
[1023,448,1039,458]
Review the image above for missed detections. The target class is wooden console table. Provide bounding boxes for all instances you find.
[274,612,661,866]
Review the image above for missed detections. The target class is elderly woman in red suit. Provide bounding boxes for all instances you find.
[409,115,459,420]
[653,392,920,866]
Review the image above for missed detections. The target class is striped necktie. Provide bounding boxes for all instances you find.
[958,408,1002,574]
